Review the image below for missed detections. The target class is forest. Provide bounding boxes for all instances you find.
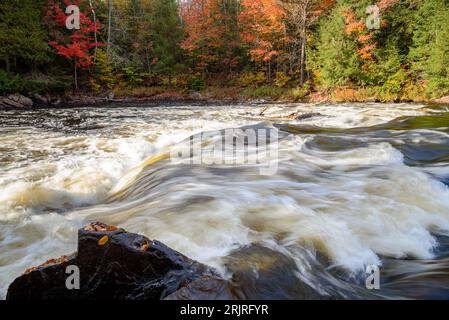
[1,0,449,102]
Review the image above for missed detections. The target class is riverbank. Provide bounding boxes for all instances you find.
[2,87,449,109]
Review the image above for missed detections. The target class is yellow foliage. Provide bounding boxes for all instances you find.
[238,72,267,87]
[274,72,292,88]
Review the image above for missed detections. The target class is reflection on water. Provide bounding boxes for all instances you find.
[1,102,449,299]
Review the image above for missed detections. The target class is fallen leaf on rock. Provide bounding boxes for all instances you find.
[141,241,150,251]
[98,235,109,246]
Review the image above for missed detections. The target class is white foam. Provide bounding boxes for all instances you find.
[1,103,449,298]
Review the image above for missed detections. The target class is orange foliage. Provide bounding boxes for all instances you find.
[377,0,400,10]
[180,0,241,71]
[343,8,377,61]
[238,0,287,63]
[343,9,365,35]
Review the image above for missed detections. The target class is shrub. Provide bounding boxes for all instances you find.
[0,70,25,95]
[242,86,286,99]
[274,72,292,88]
[91,49,116,91]
[121,67,145,87]
[187,76,205,91]
[238,72,266,87]
[283,87,309,101]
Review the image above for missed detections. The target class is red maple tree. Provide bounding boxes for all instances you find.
[46,0,103,91]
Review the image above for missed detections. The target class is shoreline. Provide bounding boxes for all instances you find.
[1,90,449,110]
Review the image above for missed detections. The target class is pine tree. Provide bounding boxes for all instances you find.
[0,0,50,72]
[150,0,184,81]
[410,0,449,97]
[312,2,361,87]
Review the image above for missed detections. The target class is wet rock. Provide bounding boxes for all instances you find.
[51,98,62,106]
[294,112,323,121]
[6,222,218,300]
[0,94,33,108]
[167,245,331,300]
[32,93,50,106]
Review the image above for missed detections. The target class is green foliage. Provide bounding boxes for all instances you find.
[121,67,145,87]
[0,70,25,95]
[274,72,292,88]
[187,76,205,91]
[0,0,51,71]
[312,4,361,87]
[91,49,116,91]
[409,0,449,97]
[242,86,286,99]
[0,70,70,95]
[1,0,448,101]
[150,0,184,76]
[238,72,267,87]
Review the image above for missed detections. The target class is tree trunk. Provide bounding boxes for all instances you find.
[74,58,78,92]
[88,0,98,58]
[300,37,306,85]
[145,45,151,73]
[107,0,113,59]
[5,56,10,72]
[299,4,308,86]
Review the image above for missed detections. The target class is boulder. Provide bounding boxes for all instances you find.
[0,94,33,108]
[32,93,50,106]
[6,222,220,300]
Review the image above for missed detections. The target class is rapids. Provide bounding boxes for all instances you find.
[1,102,449,299]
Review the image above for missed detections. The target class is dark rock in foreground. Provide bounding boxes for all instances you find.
[6,222,220,300]
[7,223,330,300]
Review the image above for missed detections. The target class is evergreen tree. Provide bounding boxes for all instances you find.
[410,0,449,97]
[150,0,184,79]
[0,0,50,72]
[312,2,361,87]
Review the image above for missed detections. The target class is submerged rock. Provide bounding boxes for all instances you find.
[6,222,220,300]
[293,112,323,121]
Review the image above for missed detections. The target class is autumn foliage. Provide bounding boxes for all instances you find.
[238,0,287,63]
[46,0,103,89]
[2,0,449,100]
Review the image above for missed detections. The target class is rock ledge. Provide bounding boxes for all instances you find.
[6,222,221,300]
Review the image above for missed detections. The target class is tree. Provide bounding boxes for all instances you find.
[46,0,103,91]
[150,0,184,81]
[0,0,50,72]
[181,0,242,75]
[410,0,449,97]
[238,0,288,81]
[107,0,113,58]
[311,0,406,89]
[280,0,334,84]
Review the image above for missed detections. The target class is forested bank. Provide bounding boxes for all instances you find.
[1,0,449,103]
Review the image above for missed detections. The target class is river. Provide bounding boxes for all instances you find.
[1,102,449,299]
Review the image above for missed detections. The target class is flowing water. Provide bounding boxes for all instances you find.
[1,102,449,299]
